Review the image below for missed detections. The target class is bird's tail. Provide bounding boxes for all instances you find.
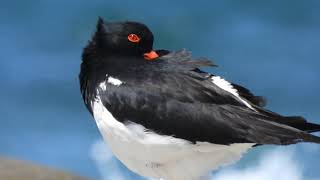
[284,116,320,144]
[301,133,320,144]
[285,116,320,133]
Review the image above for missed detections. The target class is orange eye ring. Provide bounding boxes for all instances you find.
[128,34,141,43]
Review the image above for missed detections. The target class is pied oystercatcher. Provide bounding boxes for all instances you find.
[79,18,320,180]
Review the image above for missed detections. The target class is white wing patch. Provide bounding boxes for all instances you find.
[211,76,256,111]
[107,76,123,86]
[99,81,107,91]
[97,75,123,92]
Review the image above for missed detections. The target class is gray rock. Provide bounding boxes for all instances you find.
[0,157,89,180]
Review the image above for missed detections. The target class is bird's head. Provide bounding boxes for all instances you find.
[93,17,160,60]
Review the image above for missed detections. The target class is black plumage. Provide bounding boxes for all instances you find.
[79,18,320,147]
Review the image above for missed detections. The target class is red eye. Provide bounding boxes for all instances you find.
[128,34,141,43]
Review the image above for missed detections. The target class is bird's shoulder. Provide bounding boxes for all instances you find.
[161,50,266,107]
[154,49,217,71]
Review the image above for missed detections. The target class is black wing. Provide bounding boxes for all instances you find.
[160,51,320,134]
[97,69,320,145]
[231,83,267,107]
[161,49,267,107]
[86,50,320,145]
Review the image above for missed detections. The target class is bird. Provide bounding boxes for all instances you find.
[79,17,320,180]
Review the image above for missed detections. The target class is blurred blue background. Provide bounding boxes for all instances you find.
[1,0,319,179]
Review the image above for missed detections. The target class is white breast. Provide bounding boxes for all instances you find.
[92,96,254,180]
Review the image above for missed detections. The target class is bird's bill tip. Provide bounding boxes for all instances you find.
[144,50,159,61]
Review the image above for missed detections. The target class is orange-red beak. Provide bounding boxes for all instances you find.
[144,50,159,61]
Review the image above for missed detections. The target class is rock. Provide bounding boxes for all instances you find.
[0,157,88,180]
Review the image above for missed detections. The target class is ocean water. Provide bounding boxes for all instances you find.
[1,0,320,179]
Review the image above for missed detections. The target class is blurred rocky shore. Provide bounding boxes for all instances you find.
[0,157,88,180]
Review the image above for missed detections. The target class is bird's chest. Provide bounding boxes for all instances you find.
[91,97,184,178]
[91,97,253,180]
